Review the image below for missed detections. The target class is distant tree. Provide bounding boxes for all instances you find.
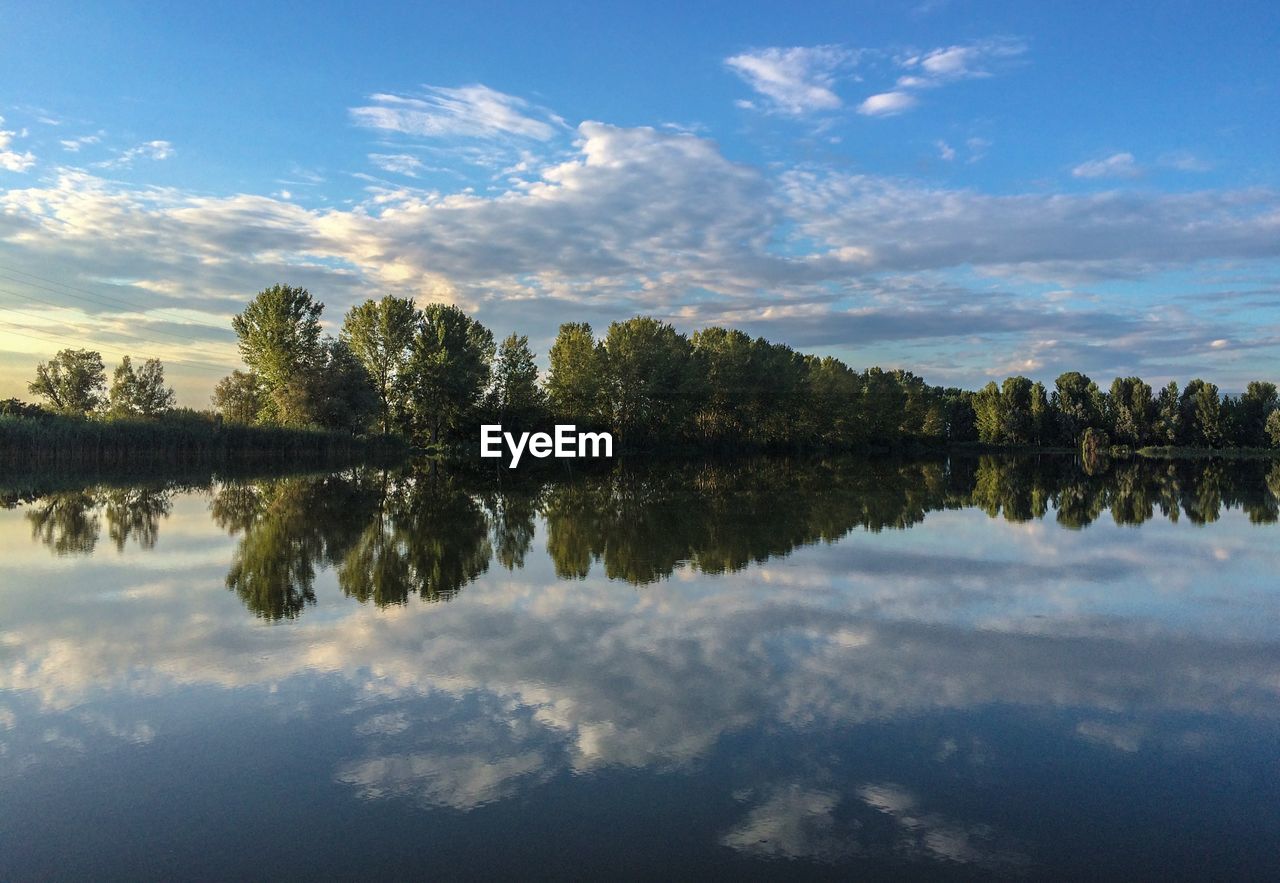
[487,333,544,425]
[212,370,263,424]
[546,322,605,423]
[1029,381,1051,446]
[28,348,106,414]
[1107,376,1154,447]
[231,284,324,424]
[1053,372,1105,445]
[107,356,176,417]
[1179,379,1224,447]
[999,376,1034,445]
[600,317,706,446]
[1237,381,1278,447]
[341,295,420,434]
[401,304,495,443]
[1154,381,1180,445]
[973,382,1003,443]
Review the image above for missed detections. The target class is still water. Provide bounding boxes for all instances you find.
[2,456,1279,879]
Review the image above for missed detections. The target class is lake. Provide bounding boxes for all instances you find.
[2,455,1279,879]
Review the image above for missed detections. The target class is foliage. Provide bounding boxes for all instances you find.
[231,284,325,424]
[28,348,107,414]
[341,295,420,434]
[211,370,264,424]
[108,356,176,417]
[401,303,495,443]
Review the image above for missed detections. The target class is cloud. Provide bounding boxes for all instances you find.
[936,140,956,161]
[59,134,101,153]
[1158,151,1212,173]
[0,118,36,173]
[1072,152,1141,179]
[858,91,918,116]
[350,84,563,141]
[725,45,857,115]
[95,140,174,169]
[903,37,1027,81]
[368,153,426,177]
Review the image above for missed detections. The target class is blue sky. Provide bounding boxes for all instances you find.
[1,0,1278,403]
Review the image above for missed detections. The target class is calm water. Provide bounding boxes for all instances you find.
[2,456,1279,879]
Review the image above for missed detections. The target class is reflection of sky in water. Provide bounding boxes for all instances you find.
[2,463,1279,878]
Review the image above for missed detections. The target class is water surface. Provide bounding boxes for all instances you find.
[2,456,1279,879]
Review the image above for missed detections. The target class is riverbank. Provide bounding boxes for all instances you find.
[0,411,406,470]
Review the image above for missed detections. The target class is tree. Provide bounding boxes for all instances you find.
[599,317,706,446]
[401,304,495,443]
[341,295,420,434]
[1029,381,1051,446]
[28,348,106,414]
[1237,381,1278,447]
[487,333,544,425]
[1154,381,1180,445]
[546,322,605,423]
[1107,376,1154,447]
[107,356,175,417]
[231,284,324,424]
[999,376,1034,445]
[973,382,1003,443]
[212,370,263,424]
[1053,372,1104,445]
[1179,379,1224,447]
[1266,409,1280,447]
[310,338,379,433]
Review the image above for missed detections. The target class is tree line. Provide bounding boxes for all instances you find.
[14,281,1280,453]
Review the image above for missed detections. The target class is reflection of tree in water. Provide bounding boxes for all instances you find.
[103,487,172,551]
[14,454,1280,614]
[25,484,176,555]
[26,491,101,556]
[217,472,377,620]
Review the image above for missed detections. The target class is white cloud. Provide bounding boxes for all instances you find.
[350,84,563,140]
[59,134,101,153]
[725,45,857,115]
[95,139,174,169]
[1072,152,1141,179]
[901,37,1027,82]
[1158,150,1212,173]
[936,140,956,161]
[369,153,426,177]
[858,91,917,116]
[0,118,36,172]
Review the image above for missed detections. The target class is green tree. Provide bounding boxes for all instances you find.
[973,382,1004,443]
[1179,379,1224,447]
[1029,381,1051,445]
[28,348,107,414]
[401,303,495,443]
[211,370,264,424]
[600,317,706,447]
[231,284,324,424]
[999,376,1034,444]
[1052,371,1105,445]
[487,333,544,425]
[341,295,420,434]
[1237,381,1278,447]
[1107,376,1154,447]
[107,356,176,417]
[310,338,378,433]
[546,322,605,423]
[1154,381,1180,445]
[1266,409,1280,447]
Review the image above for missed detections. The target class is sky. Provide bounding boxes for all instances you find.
[0,0,1278,405]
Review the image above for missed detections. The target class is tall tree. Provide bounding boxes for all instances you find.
[599,317,706,446]
[28,349,106,414]
[487,333,544,425]
[1107,376,1154,447]
[107,356,176,417]
[310,338,379,433]
[1179,379,1224,447]
[1052,371,1105,445]
[341,295,420,434]
[973,382,1003,444]
[546,322,605,423]
[231,284,324,424]
[1237,381,1278,447]
[1154,381,1180,445]
[401,304,495,443]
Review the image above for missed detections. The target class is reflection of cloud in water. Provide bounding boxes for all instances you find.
[720,786,848,861]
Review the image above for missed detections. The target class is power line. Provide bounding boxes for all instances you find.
[0,296,237,372]
[0,264,238,338]
[0,314,232,375]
